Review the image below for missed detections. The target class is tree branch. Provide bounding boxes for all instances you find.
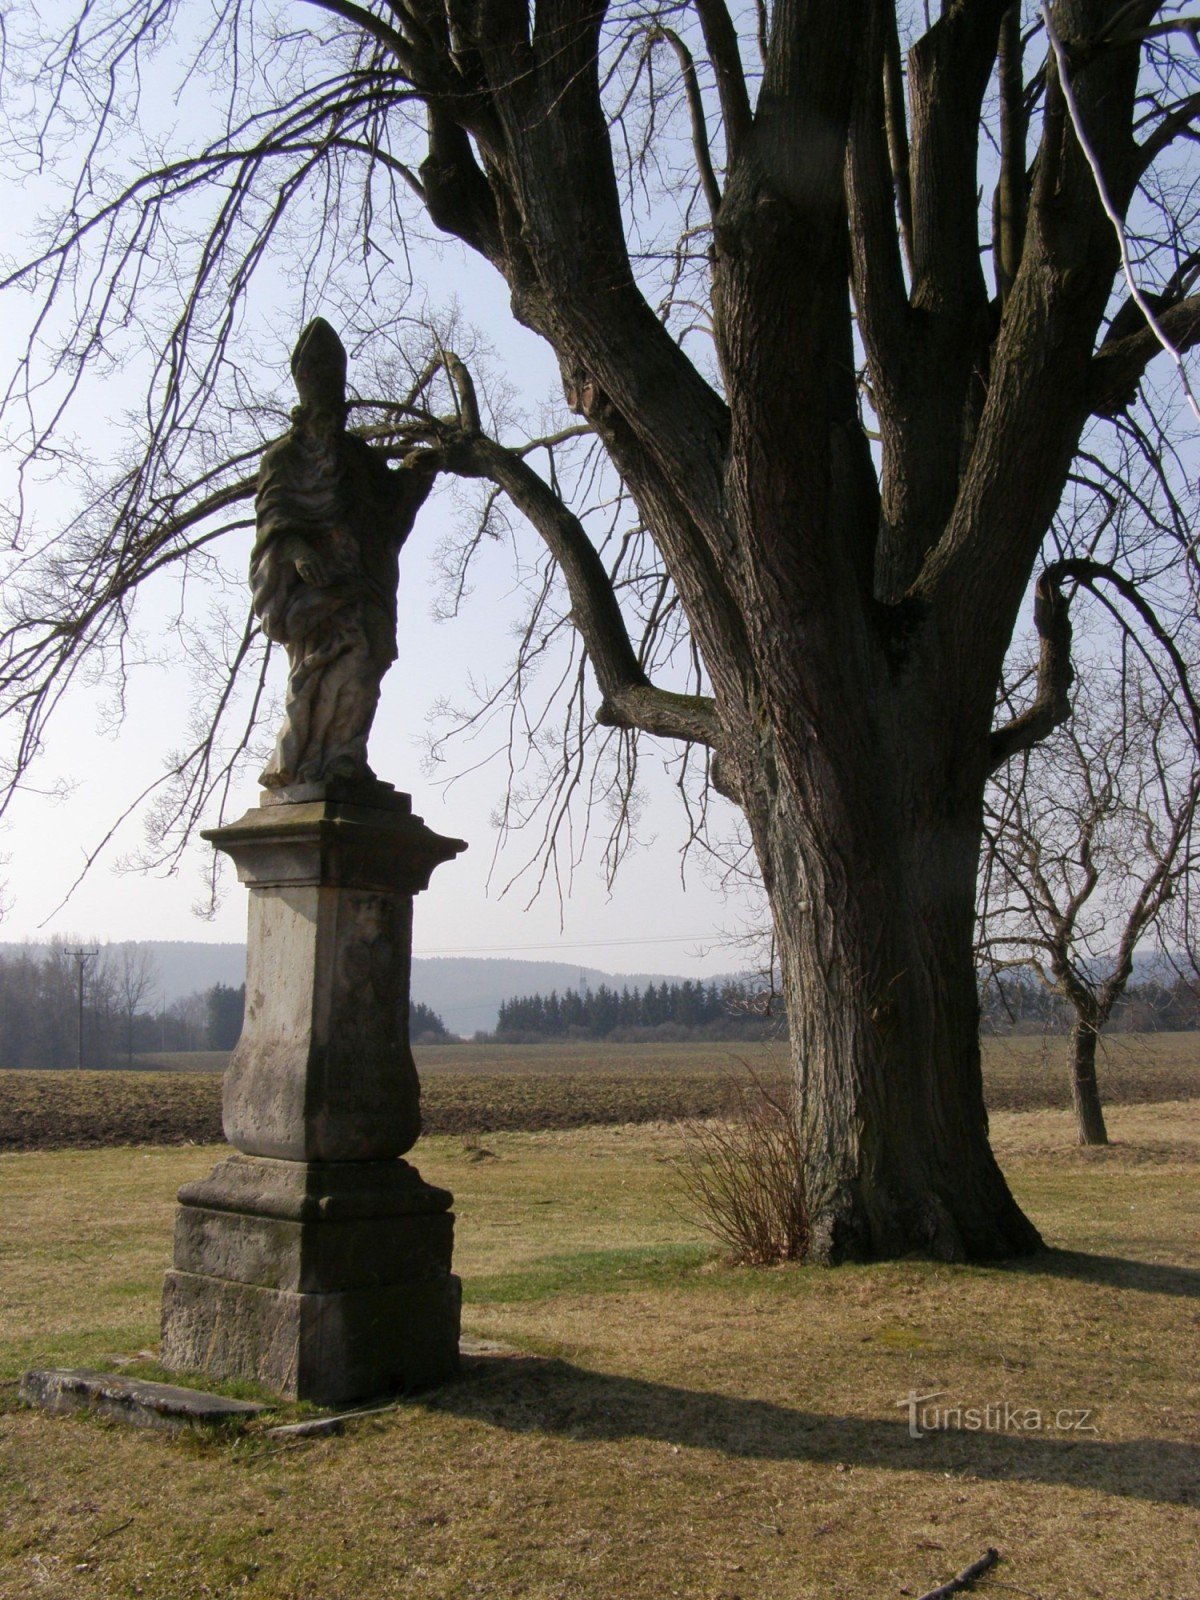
[451,433,722,750]
[1043,559,1200,744]
[1103,765,1200,1016]
[881,4,913,277]
[594,681,723,745]
[989,549,1200,777]
[908,1,1010,311]
[437,0,734,595]
[650,28,722,218]
[300,0,418,75]
[419,105,505,264]
[847,0,911,380]
[1089,293,1200,416]
[1134,89,1200,176]
[871,0,1011,599]
[691,0,753,161]
[439,347,482,432]
[987,564,1075,775]
[994,4,1026,308]
[916,1548,1000,1600]
[1043,3,1200,428]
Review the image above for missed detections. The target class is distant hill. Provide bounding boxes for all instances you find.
[408,957,717,1037]
[6,937,1185,1038]
[0,941,729,1036]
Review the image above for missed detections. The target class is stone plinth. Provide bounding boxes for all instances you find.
[161,782,466,1404]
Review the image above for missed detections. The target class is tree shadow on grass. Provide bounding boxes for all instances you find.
[428,1356,1197,1507]
[999,1248,1200,1299]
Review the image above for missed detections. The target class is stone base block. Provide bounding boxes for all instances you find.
[172,1203,455,1294]
[161,1153,461,1404]
[161,1270,461,1405]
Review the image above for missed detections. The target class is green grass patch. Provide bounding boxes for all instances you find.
[465,1242,712,1304]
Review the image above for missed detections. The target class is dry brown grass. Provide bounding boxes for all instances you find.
[2,1103,1198,1598]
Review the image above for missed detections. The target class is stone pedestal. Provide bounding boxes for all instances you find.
[161,781,466,1404]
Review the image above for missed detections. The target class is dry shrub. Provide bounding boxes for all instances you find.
[674,1065,808,1265]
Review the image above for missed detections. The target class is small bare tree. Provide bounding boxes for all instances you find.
[102,943,161,1067]
[981,643,1199,1145]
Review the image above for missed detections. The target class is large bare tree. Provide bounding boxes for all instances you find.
[2,0,1199,1259]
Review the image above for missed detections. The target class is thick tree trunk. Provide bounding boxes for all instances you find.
[1069,1021,1110,1147]
[406,0,1164,1265]
[737,721,1043,1265]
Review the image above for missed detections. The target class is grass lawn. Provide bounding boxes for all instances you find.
[2,1100,1198,1599]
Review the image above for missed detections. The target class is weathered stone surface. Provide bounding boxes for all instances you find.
[177,1153,453,1220]
[165,778,466,1404]
[251,319,438,792]
[204,791,464,1163]
[164,1149,461,1397]
[19,1369,265,1432]
[228,879,418,1161]
[161,1271,461,1404]
[173,1196,454,1292]
[210,788,465,895]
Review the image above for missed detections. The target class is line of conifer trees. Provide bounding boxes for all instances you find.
[980,972,1200,1033]
[493,973,1199,1043]
[493,979,775,1041]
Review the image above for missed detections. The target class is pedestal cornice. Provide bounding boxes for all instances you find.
[203,785,466,896]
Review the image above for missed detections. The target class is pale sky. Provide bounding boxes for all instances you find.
[0,144,758,975]
[2,5,1192,983]
[0,515,756,973]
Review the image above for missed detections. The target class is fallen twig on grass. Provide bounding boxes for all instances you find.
[915,1548,1000,1600]
[238,1438,319,1464]
[76,1517,134,1557]
[263,1401,401,1439]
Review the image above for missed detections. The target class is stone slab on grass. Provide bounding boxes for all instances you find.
[19,1368,268,1433]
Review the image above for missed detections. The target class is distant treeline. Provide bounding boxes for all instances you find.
[492,979,780,1042]
[0,958,257,1066]
[0,946,452,1067]
[492,972,1199,1042]
[0,943,172,1068]
[980,973,1200,1033]
[4,941,1193,1069]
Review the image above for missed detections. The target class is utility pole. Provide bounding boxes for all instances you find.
[65,947,97,1069]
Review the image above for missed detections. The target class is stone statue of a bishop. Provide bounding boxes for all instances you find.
[251,318,435,788]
